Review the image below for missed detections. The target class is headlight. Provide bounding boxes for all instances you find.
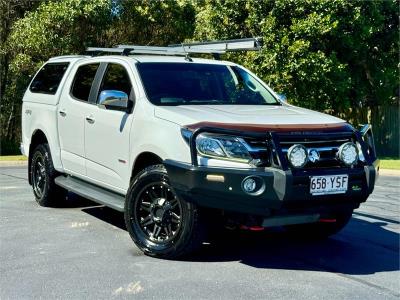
[196,134,252,163]
[338,142,358,166]
[287,144,308,168]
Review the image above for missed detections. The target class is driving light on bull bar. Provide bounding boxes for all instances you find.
[287,144,308,168]
[338,142,358,166]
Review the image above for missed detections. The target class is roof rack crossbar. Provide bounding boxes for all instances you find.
[85,37,262,57]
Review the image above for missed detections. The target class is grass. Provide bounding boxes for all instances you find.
[0,155,27,161]
[0,155,398,170]
[379,158,400,170]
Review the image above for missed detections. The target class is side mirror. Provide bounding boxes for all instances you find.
[98,90,130,112]
[277,93,287,102]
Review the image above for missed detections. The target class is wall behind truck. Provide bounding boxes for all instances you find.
[371,105,400,158]
[334,104,400,158]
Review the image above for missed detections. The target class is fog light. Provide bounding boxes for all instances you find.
[242,178,256,193]
[338,142,358,166]
[241,176,265,196]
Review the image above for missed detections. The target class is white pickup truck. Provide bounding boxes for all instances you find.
[21,38,379,258]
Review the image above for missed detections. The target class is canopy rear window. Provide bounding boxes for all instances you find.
[30,62,70,95]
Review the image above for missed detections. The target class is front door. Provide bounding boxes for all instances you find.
[84,62,135,192]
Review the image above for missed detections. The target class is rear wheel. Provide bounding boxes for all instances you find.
[30,144,65,206]
[285,211,353,239]
[124,165,206,259]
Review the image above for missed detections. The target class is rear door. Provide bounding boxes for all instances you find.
[84,61,135,192]
[58,62,101,175]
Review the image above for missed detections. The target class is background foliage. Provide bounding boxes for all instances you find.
[0,0,398,156]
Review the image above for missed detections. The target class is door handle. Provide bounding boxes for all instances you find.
[59,110,67,117]
[86,116,95,124]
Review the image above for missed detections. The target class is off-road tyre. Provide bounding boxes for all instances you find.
[124,164,206,259]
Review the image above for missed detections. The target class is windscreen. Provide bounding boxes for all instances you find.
[137,63,279,106]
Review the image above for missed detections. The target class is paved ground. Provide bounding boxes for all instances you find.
[0,166,399,299]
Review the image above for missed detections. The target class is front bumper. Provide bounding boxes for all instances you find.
[164,159,379,217]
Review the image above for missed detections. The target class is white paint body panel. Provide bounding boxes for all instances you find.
[21,58,83,171]
[57,97,88,175]
[154,104,344,127]
[21,54,346,195]
[21,102,63,171]
[83,58,138,191]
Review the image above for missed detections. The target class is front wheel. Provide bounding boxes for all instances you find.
[285,211,353,239]
[124,165,206,259]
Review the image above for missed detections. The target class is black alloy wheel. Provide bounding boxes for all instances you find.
[125,165,206,259]
[134,181,183,243]
[32,154,47,199]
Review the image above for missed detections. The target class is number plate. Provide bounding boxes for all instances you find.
[310,175,348,195]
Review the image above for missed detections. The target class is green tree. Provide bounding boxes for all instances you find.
[109,0,196,46]
[194,0,399,117]
[1,0,197,153]
[1,0,112,153]
[0,0,42,100]
[0,0,45,154]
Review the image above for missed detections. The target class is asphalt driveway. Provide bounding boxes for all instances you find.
[0,165,399,299]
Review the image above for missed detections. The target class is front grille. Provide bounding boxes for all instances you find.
[244,132,358,170]
[244,137,270,165]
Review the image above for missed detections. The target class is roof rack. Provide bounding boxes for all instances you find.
[168,37,262,52]
[85,37,262,59]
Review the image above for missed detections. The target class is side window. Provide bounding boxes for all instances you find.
[30,63,69,94]
[99,63,132,100]
[71,63,100,102]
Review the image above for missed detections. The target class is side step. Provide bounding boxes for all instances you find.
[55,176,125,212]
